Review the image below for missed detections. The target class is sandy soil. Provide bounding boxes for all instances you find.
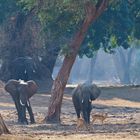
[0,85,140,140]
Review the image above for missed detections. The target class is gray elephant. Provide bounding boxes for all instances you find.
[72,83,101,125]
[10,56,37,81]
[4,79,38,124]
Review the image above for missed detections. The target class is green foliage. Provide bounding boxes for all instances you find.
[60,44,72,57]
[80,0,139,57]
[110,35,117,48]
[17,0,36,11]
[14,1,94,53]
[41,1,85,38]
[16,0,140,57]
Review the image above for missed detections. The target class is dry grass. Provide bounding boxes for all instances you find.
[0,86,140,140]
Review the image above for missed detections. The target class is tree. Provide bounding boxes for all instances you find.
[131,44,140,84]
[38,0,140,123]
[112,47,135,84]
[87,53,97,84]
[17,0,108,123]
[0,0,54,90]
[107,0,140,84]
[44,0,108,123]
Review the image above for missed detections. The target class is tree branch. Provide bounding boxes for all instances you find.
[85,0,108,22]
[95,0,109,18]
[96,0,104,9]
[85,1,96,18]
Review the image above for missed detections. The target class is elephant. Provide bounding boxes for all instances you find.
[10,56,37,81]
[4,79,38,124]
[72,83,101,125]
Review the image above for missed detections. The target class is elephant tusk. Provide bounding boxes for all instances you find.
[24,69,27,74]
[89,99,92,102]
[20,100,25,106]
[27,101,30,106]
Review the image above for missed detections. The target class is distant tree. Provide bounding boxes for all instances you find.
[82,0,140,84]
[0,0,54,90]
[87,52,97,84]
[112,47,135,84]
[110,0,140,84]
[130,42,140,84]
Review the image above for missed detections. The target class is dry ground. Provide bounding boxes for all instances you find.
[0,84,140,140]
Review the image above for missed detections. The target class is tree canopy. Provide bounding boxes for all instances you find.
[0,0,139,58]
[15,0,139,58]
[80,0,140,57]
[0,0,139,83]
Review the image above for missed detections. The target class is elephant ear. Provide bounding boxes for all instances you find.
[27,80,38,98]
[4,80,19,95]
[90,84,101,100]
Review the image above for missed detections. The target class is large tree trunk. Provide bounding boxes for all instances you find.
[45,0,108,123]
[0,114,10,135]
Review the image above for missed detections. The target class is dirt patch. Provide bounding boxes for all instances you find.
[0,86,140,140]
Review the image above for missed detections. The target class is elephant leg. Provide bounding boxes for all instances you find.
[76,109,81,119]
[16,100,22,123]
[74,104,81,119]
[12,97,22,123]
[26,100,35,124]
[81,102,90,125]
[87,103,92,124]
[72,99,81,119]
[20,100,28,125]
[82,109,88,124]
[82,100,92,125]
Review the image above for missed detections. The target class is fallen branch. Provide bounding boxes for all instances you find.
[0,114,11,135]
